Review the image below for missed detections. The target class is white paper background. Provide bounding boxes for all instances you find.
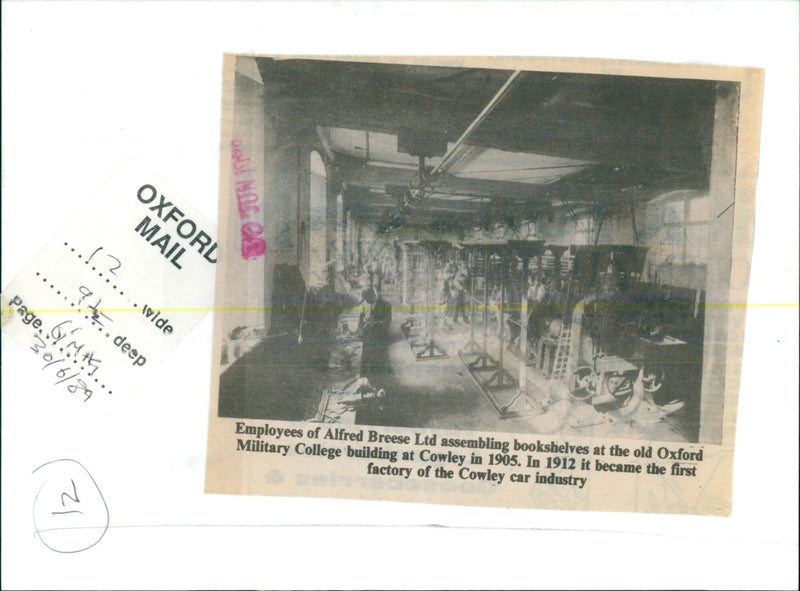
[2,1,797,589]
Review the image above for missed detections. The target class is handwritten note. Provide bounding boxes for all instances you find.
[1,160,216,400]
[32,459,109,553]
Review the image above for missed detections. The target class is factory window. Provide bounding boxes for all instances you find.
[684,195,709,264]
[575,212,592,245]
[645,190,709,285]
[308,151,327,288]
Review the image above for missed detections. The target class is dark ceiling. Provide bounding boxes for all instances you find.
[256,58,721,229]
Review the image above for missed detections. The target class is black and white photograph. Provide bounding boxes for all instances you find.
[3,2,796,588]
[213,56,750,446]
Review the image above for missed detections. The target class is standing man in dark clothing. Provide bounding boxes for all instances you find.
[358,287,392,385]
[451,262,469,324]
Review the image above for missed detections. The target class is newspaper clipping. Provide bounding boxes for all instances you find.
[205,55,762,515]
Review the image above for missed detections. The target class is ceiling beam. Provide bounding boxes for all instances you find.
[345,191,487,215]
[430,70,522,179]
[336,159,554,203]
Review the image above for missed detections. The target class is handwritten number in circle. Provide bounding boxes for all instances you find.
[32,459,109,553]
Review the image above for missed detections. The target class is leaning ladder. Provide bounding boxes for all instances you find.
[548,323,572,379]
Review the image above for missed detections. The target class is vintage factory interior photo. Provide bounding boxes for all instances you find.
[216,57,741,445]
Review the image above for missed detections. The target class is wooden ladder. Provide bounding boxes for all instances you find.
[549,324,572,379]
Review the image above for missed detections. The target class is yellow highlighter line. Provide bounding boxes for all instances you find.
[7,301,799,316]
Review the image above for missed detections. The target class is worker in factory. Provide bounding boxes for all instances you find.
[358,285,392,386]
[436,261,455,321]
[506,282,522,349]
[451,260,469,324]
[526,272,547,347]
[489,283,503,332]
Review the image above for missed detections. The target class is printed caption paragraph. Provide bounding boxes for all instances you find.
[233,422,703,490]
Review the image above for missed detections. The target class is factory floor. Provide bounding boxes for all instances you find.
[329,310,699,443]
[218,307,699,443]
